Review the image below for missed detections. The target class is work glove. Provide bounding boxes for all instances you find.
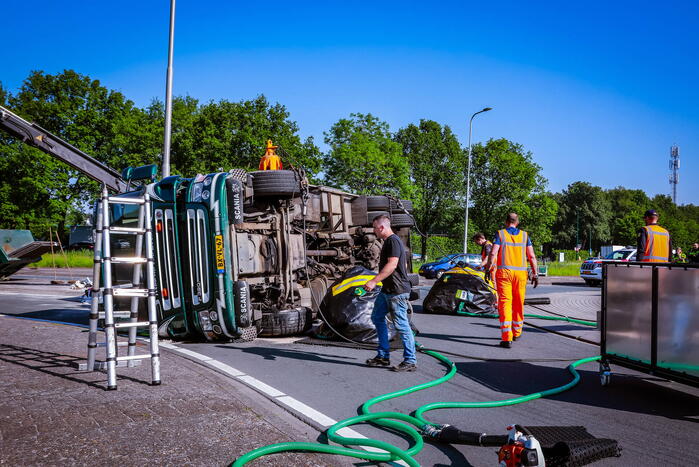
[531,274,539,288]
[484,269,492,283]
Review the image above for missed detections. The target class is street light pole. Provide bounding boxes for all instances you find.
[463,107,492,253]
[162,0,176,178]
[576,208,580,260]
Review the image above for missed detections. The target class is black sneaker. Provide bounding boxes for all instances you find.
[366,356,390,367]
[391,361,417,372]
[513,335,520,341]
[499,341,512,349]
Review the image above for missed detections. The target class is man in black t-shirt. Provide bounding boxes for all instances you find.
[364,214,416,372]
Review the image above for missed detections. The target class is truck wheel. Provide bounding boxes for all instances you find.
[390,199,413,212]
[258,307,312,337]
[250,170,301,197]
[366,196,390,210]
[391,213,414,227]
[408,273,420,286]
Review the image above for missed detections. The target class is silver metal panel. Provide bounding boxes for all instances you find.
[657,267,699,377]
[605,264,653,363]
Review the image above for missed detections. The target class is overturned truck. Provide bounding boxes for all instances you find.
[0,106,418,342]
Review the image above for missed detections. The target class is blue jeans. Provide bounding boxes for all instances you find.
[370,292,416,364]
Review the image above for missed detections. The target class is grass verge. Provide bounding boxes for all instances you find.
[29,250,93,268]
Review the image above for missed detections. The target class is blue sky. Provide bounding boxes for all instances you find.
[2,1,697,204]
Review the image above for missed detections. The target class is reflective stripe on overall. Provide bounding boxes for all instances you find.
[642,225,670,262]
[496,229,529,341]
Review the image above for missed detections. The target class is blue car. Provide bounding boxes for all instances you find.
[418,253,482,279]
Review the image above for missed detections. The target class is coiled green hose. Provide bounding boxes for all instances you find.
[231,350,601,466]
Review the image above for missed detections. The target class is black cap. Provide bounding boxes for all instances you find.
[644,209,658,217]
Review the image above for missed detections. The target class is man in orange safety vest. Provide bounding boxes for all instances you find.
[483,213,538,348]
[637,209,672,262]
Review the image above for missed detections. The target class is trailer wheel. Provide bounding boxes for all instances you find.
[366,196,390,211]
[366,211,390,225]
[390,199,413,213]
[250,170,301,197]
[391,213,414,227]
[258,307,312,337]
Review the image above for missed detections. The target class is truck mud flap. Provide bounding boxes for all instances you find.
[234,280,251,328]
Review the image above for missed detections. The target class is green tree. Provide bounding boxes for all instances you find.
[323,113,410,196]
[468,138,557,251]
[166,95,322,178]
[606,187,651,245]
[394,120,465,258]
[0,70,161,239]
[552,181,612,252]
[649,195,699,251]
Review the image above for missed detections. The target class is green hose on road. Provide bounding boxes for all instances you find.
[456,307,597,327]
[231,351,601,466]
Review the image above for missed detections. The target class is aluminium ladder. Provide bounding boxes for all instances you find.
[84,186,161,390]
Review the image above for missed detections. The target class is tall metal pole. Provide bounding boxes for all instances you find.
[162,0,176,178]
[576,208,580,260]
[463,107,492,253]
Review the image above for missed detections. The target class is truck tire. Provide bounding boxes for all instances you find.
[258,307,312,337]
[391,213,414,227]
[366,196,390,211]
[366,211,390,225]
[390,199,413,213]
[250,170,301,197]
[408,273,420,286]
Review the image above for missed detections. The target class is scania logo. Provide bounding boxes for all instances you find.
[233,191,242,221]
[238,284,248,317]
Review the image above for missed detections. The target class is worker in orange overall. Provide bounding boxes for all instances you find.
[259,139,283,170]
[483,213,538,348]
[636,209,672,262]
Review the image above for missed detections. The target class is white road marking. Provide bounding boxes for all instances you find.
[275,396,337,426]
[237,375,286,398]
[170,348,212,361]
[206,359,246,377]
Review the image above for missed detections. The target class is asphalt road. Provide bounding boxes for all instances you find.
[1,275,698,466]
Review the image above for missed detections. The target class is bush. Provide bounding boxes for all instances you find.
[29,250,93,268]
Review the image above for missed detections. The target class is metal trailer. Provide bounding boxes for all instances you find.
[600,261,699,387]
[0,229,57,280]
